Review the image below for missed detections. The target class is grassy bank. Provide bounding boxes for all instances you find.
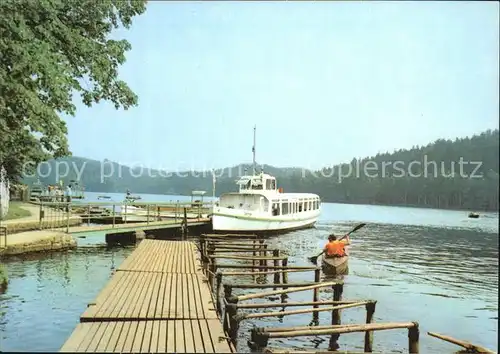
[3,202,31,220]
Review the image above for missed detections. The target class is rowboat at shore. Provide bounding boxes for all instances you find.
[321,255,349,276]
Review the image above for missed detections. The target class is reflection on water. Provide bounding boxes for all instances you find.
[0,244,135,352]
[0,202,498,353]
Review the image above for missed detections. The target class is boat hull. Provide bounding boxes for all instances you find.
[321,256,349,276]
[211,212,318,233]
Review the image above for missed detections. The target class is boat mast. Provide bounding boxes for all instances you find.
[252,125,256,175]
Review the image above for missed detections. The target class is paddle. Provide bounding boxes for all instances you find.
[308,223,366,264]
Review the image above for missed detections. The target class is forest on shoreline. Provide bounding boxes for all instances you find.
[23,129,499,212]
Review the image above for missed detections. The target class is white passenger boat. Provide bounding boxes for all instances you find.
[211,127,321,233]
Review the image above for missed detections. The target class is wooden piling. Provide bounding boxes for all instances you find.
[282,257,289,283]
[261,243,268,270]
[329,282,344,350]
[364,301,377,352]
[273,250,280,284]
[223,284,240,346]
[216,272,223,315]
[312,268,321,323]
[408,322,419,353]
[252,240,257,278]
[182,207,188,239]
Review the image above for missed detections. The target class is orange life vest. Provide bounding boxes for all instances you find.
[325,240,346,257]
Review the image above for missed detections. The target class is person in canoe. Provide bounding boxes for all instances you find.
[322,233,350,276]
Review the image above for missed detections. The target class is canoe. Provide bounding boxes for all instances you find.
[321,255,349,276]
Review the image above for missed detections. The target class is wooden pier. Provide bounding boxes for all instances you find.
[60,239,235,353]
[68,218,210,235]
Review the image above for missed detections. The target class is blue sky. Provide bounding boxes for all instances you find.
[65,1,499,171]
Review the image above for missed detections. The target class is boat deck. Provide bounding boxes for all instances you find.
[60,239,234,353]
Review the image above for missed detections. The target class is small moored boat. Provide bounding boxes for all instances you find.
[321,255,349,276]
[468,212,480,219]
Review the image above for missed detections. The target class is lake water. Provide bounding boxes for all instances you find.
[0,192,498,353]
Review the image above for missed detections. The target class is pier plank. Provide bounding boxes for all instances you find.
[63,320,234,353]
[61,240,232,353]
[81,273,217,321]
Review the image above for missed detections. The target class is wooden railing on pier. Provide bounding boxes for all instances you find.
[60,239,234,353]
[31,200,213,233]
[197,233,427,353]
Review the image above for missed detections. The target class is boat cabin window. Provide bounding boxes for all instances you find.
[265,178,276,191]
[272,203,279,216]
[281,201,289,215]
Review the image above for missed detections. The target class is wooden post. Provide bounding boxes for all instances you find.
[200,239,206,262]
[223,284,233,333]
[215,272,223,315]
[208,247,216,286]
[259,239,265,268]
[273,250,280,284]
[38,200,45,230]
[183,207,188,240]
[329,282,344,350]
[146,204,150,225]
[263,243,268,271]
[66,197,70,233]
[123,203,127,224]
[252,240,257,280]
[364,301,377,352]
[112,204,116,228]
[282,257,289,284]
[87,204,91,226]
[225,296,240,346]
[408,322,419,353]
[202,245,209,275]
[312,268,321,323]
[251,330,270,351]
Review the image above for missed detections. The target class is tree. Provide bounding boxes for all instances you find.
[0,0,147,180]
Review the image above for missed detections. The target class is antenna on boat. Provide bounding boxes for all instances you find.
[252,125,256,175]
